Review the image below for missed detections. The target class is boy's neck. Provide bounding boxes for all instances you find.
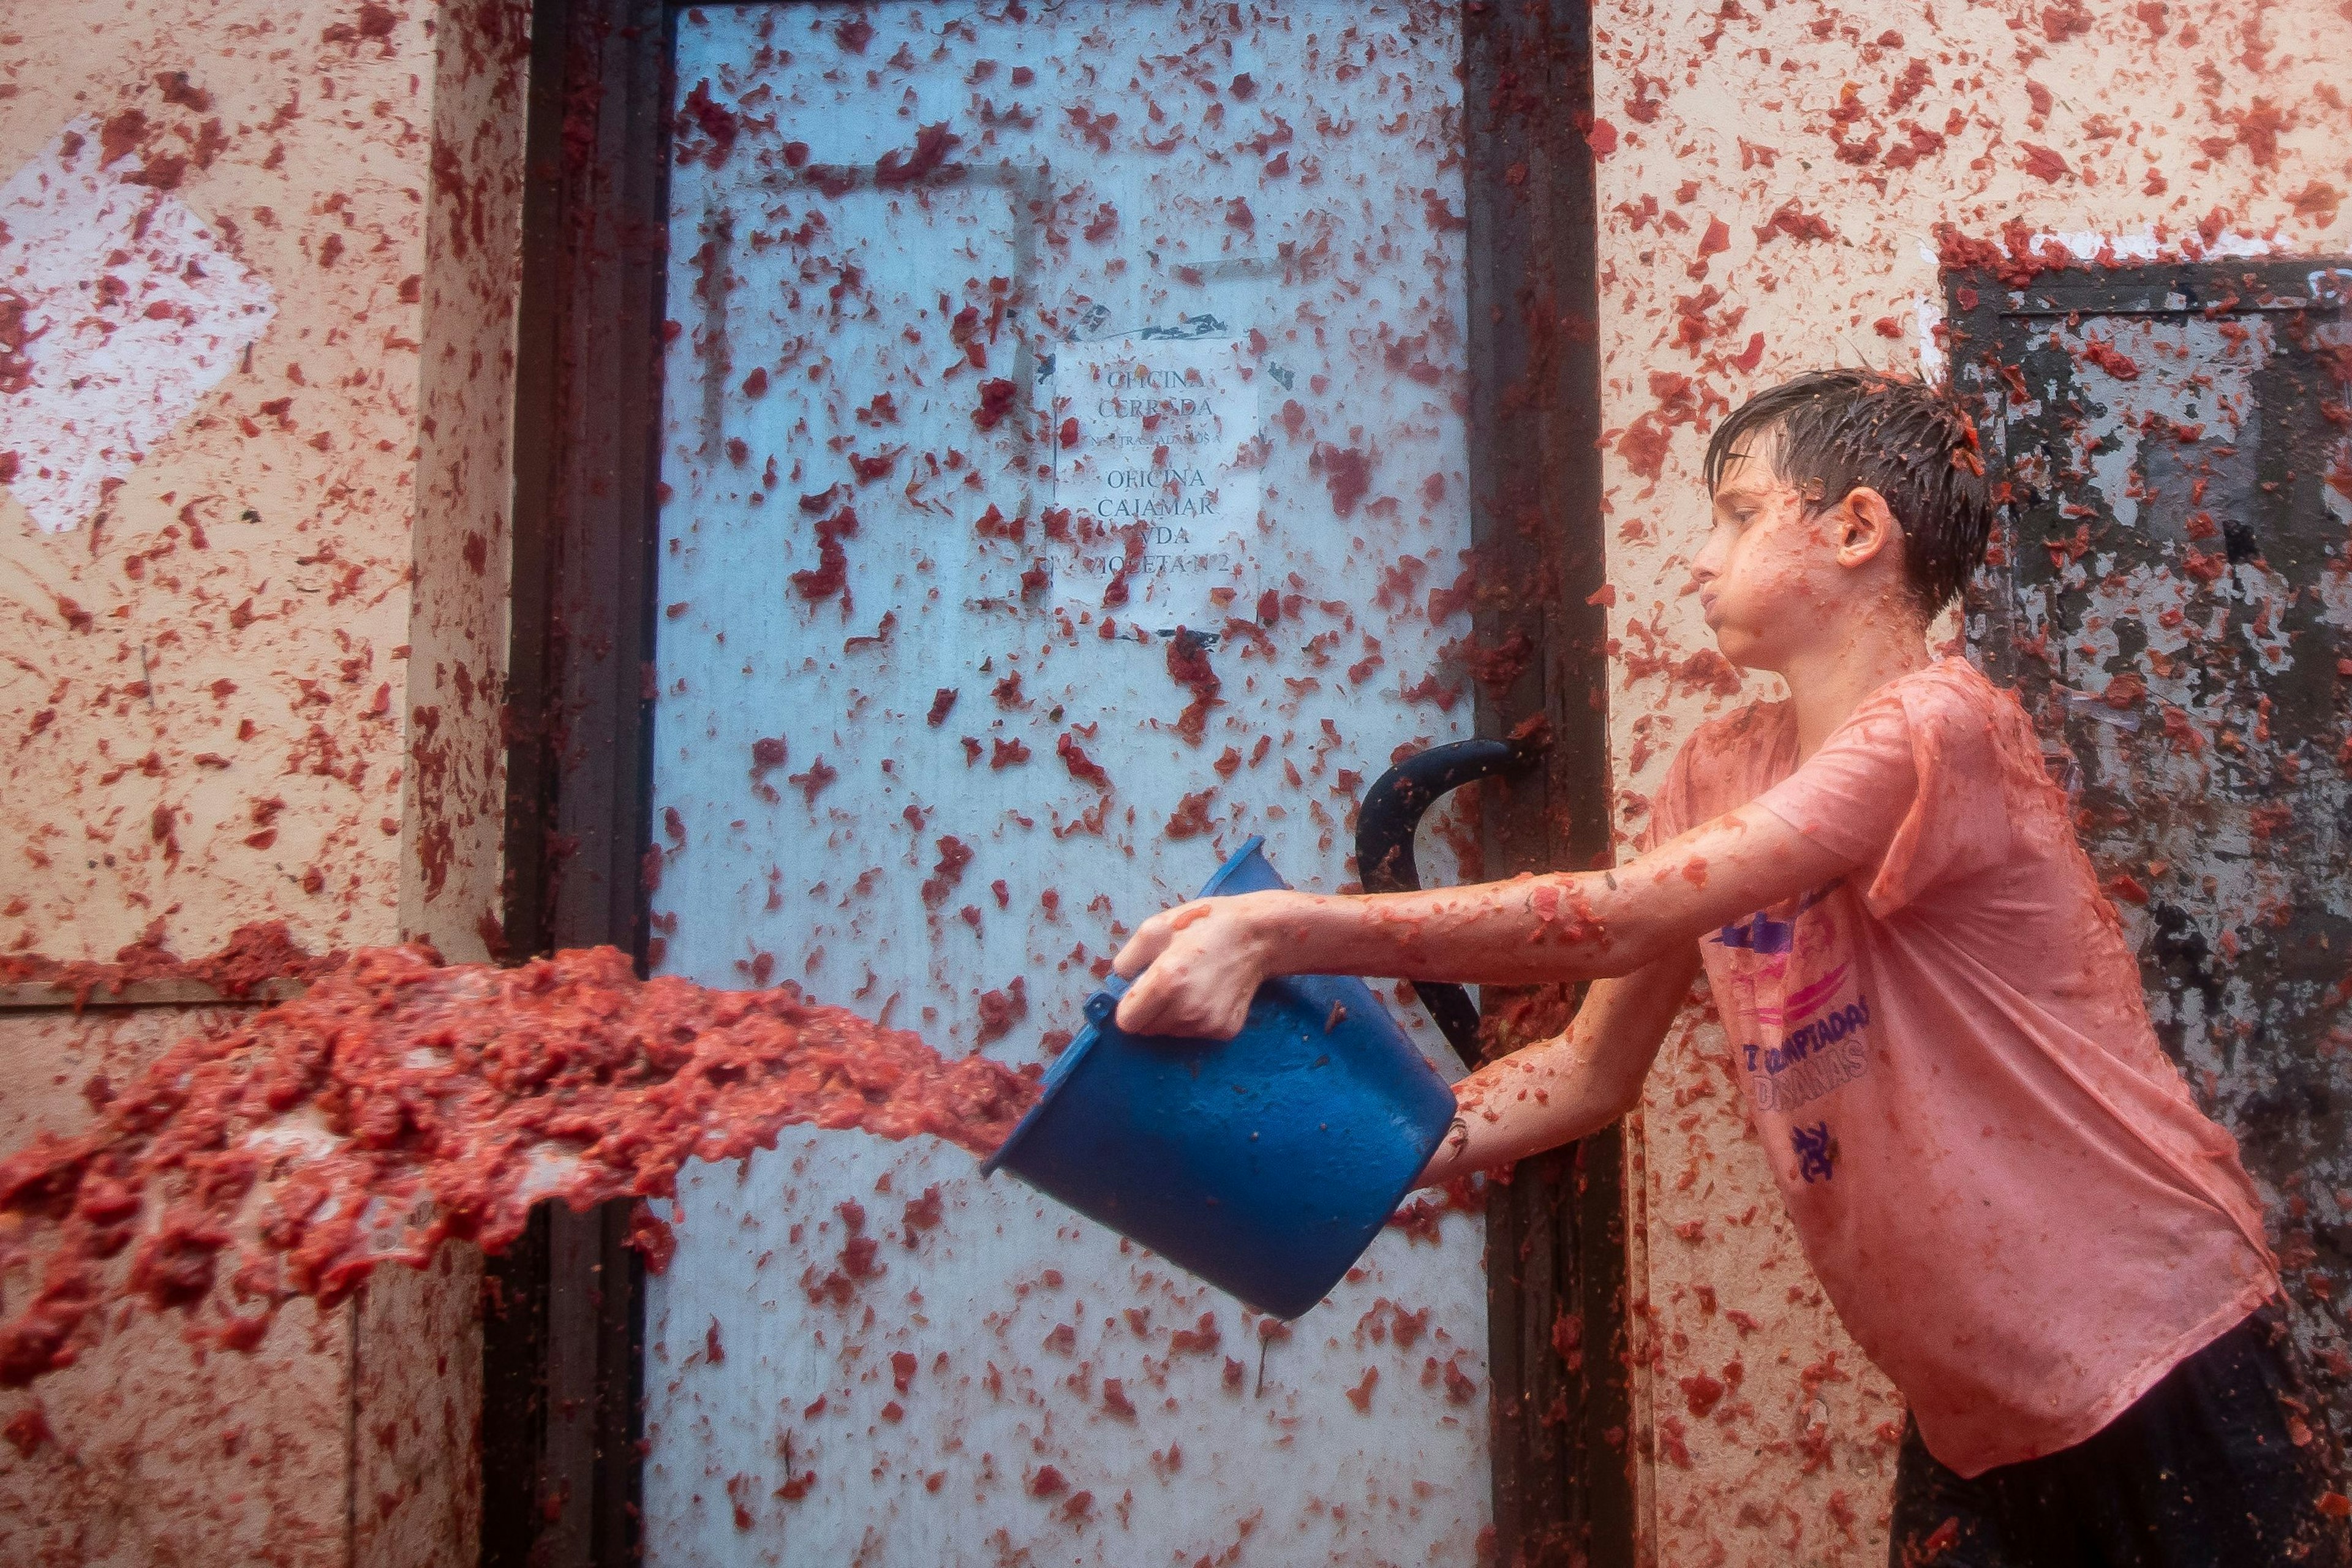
[1779,619,1935,760]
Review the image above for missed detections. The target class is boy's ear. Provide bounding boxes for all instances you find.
[1834,486,1900,570]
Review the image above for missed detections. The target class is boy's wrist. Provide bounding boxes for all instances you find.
[1231,888,1312,978]
[1417,1106,1475,1188]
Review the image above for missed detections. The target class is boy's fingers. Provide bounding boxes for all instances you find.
[1112,979,1158,1033]
[1110,917,1165,979]
[1115,962,1207,1038]
[1109,902,1250,1036]
[1112,900,1222,981]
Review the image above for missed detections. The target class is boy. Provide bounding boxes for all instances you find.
[1112,370,2350,1566]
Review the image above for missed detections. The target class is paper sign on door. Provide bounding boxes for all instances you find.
[1046,336,1263,628]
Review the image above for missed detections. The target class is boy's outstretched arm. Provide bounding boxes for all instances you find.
[1413,943,1702,1188]
[1111,802,1855,1038]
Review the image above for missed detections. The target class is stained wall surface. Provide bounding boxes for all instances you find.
[0,1005,350,1568]
[4,6,420,962]
[10,2,2352,1566]
[1589,2,2352,1562]
[0,1,529,1564]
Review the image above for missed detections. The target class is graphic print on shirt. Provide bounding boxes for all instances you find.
[1790,1120,1838,1183]
[1713,880,1838,956]
[1709,880,1875,1145]
[1740,970,1872,1115]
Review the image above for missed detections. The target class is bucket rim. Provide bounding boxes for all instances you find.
[1194,833,1270,897]
[976,993,1109,1177]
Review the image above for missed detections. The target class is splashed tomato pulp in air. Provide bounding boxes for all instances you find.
[0,944,1038,1387]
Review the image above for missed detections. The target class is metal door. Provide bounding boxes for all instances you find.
[1955,260,2352,1441]
[645,5,1489,1559]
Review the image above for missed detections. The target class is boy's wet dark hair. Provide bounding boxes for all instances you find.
[1703,368,1995,615]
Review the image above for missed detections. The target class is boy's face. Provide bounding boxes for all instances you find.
[1693,444,1910,672]
[1692,446,1875,671]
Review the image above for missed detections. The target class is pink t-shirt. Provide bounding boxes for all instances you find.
[1647,658,2277,1477]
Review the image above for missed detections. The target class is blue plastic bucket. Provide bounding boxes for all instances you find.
[979,837,1457,1319]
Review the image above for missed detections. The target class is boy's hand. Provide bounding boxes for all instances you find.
[1110,892,1288,1039]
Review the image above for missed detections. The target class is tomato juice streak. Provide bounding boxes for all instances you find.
[0,944,1038,1388]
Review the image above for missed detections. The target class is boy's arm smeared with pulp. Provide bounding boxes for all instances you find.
[1110,803,1857,1179]
[1413,945,1702,1186]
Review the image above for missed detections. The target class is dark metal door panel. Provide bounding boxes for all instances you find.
[1955,262,2352,1437]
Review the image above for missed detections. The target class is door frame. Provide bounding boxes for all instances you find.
[488,3,1626,1562]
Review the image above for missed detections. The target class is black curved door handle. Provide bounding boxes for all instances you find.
[1354,734,1547,1068]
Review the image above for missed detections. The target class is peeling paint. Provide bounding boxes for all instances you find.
[0,121,276,535]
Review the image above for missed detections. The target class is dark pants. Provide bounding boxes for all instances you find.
[1889,1302,2352,1567]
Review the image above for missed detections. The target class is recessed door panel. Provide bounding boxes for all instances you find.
[1961,267,2352,1439]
